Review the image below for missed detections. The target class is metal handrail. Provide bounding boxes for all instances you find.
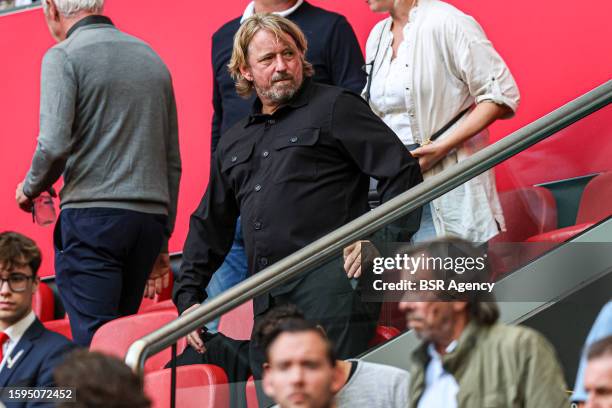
[126,80,611,373]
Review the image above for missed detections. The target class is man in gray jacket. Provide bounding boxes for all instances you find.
[15,0,181,346]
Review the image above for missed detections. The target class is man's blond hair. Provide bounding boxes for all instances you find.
[228,14,314,98]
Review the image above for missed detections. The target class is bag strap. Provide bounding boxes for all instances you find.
[424,107,471,145]
[363,20,390,103]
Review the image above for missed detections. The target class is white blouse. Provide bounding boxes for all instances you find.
[363,0,520,242]
[369,39,415,146]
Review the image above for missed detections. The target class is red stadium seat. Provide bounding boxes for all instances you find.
[487,186,558,277]
[218,300,254,340]
[43,317,72,340]
[524,172,612,243]
[90,310,184,373]
[246,375,259,408]
[526,222,595,243]
[140,299,176,314]
[145,364,230,408]
[32,281,55,322]
[369,325,401,347]
[575,172,612,224]
[490,186,557,243]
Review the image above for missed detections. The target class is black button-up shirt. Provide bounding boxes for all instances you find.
[174,79,422,314]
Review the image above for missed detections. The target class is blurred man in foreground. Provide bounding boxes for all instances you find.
[583,335,612,408]
[55,350,151,408]
[398,238,569,408]
[262,317,343,408]
[256,305,410,408]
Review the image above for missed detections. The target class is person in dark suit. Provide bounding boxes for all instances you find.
[0,232,75,408]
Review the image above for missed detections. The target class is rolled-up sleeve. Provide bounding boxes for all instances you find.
[449,15,520,115]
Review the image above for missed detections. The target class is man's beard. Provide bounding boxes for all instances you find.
[255,72,302,105]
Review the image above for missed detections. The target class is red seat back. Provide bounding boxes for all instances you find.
[145,364,229,408]
[218,300,254,340]
[140,299,176,314]
[576,172,612,224]
[246,375,259,408]
[32,281,54,322]
[43,317,72,340]
[369,325,401,347]
[90,310,181,373]
[491,186,557,243]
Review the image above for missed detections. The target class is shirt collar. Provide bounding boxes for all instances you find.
[66,15,114,39]
[3,311,36,345]
[427,340,458,359]
[240,0,304,23]
[246,77,312,126]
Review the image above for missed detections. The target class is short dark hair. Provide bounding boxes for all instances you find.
[54,350,150,408]
[255,304,336,366]
[402,237,499,326]
[0,231,41,276]
[587,335,612,361]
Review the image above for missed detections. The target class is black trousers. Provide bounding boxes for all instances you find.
[54,208,166,346]
[249,258,380,407]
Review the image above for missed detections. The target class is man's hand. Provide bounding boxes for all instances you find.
[144,253,171,299]
[344,240,382,279]
[15,182,33,212]
[344,240,367,278]
[183,303,206,354]
[410,142,451,172]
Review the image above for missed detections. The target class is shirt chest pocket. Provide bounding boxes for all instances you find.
[221,143,254,186]
[272,128,320,184]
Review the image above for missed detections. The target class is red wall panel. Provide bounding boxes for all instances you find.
[1,0,610,276]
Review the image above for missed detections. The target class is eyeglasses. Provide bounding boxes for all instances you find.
[0,273,34,293]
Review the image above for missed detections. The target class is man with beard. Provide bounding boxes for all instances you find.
[397,238,568,408]
[206,3,366,329]
[173,14,422,401]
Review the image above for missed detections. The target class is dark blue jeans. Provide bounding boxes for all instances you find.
[54,208,166,346]
[204,218,248,332]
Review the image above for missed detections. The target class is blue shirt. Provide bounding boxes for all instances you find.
[418,341,459,408]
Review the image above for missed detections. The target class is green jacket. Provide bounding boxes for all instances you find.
[409,321,569,408]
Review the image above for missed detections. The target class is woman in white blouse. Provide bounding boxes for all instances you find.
[363,0,520,243]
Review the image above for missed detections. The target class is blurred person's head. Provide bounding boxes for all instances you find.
[0,232,41,330]
[54,350,150,408]
[260,309,342,408]
[397,238,498,353]
[584,335,612,408]
[42,0,104,42]
[228,14,314,112]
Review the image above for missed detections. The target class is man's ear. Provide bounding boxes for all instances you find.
[240,65,254,82]
[451,301,468,313]
[330,363,345,394]
[31,276,40,294]
[45,0,61,21]
[262,363,276,399]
